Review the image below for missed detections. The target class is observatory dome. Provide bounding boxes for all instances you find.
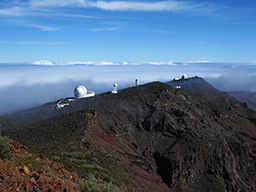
[182,74,188,79]
[74,85,87,99]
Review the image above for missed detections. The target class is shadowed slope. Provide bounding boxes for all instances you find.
[228,91,256,110]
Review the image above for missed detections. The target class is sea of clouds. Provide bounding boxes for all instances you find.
[0,61,256,115]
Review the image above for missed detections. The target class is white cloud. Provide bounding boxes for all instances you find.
[0,4,98,19]
[96,61,119,65]
[11,19,59,31]
[60,61,119,65]
[56,13,99,19]
[147,61,176,65]
[90,1,192,12]
[29,24,59,31]
[122,61,129,65]
[66,61,97,65]
[89,26,120,32]
[148,61,166,65]
[32,60,54,65]
[187,60,210,63]
[17,41,64,45]
[168,61,176,65]
[0,7,25,16]
[30,0,88,8]
[29,0,205,12]
[0,0,221,26]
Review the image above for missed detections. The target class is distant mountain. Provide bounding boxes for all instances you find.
[1,77,256,191]
[167,77,233,98]
[228,91,256,110]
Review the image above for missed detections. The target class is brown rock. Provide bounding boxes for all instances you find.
[30,177,36,183]
[23,166,30,175]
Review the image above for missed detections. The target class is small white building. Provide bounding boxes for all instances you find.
[55,103,69,109]
[74,85,95,99]
[53,98,73,109]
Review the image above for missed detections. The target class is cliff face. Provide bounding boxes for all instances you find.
[1,77,256,191]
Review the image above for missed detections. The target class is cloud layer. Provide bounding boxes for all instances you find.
[0,0,226,33]
[29,0,195,12]
[90,1,193,12]
[0,0,217,16]
[0,63,256,115]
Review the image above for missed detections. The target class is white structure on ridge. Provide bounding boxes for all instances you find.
[135,78,139,86]
[74,85,95,99]
[181,74,188,79]
[112,83,118,94]
[56,103,69,109]
[54,98,75,109]
[173,78,179,81]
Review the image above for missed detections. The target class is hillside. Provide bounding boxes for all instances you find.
[0,138,79,191]
[1,77,256,191]
[228,91,256,111]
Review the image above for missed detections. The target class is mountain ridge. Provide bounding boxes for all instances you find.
[1,77,256,191]
[228,91,256,111]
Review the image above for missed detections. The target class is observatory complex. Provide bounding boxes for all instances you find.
[172,74,191,89]
[110,78,140,94]
[53,75,194,109]
[54,85,95,109]
[174,74,189,81]
[54,78,143,109]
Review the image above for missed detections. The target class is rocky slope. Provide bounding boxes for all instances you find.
[1,77,256,191]
[0,138,79,192]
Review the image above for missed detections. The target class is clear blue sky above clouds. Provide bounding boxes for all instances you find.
[0,0,256,63]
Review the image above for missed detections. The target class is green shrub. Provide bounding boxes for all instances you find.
[80,174,122,192]
[15,154,48,172]
[0,136,11,159]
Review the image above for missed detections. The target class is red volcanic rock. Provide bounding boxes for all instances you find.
[0,140,80,192]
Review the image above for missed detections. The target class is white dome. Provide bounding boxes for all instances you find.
[74,85,87,99]
[182,74,188,79]
[113,83,118,87]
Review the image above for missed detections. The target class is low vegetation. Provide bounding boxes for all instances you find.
[79,174,122,192]
[15,153,48,173]
[43,149,126,191]
[0,135,11,159]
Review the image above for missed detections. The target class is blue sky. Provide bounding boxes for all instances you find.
[0,0,256,63]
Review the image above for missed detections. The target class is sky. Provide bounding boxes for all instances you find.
[0,0,256,63]
[0,0,256,115]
